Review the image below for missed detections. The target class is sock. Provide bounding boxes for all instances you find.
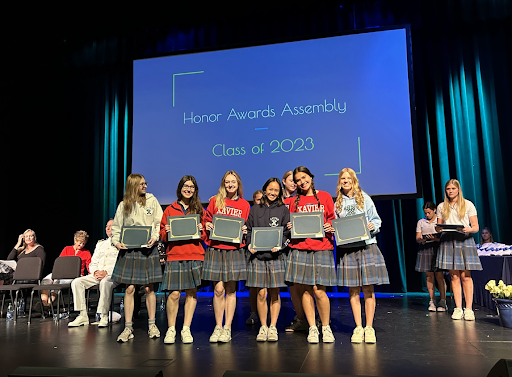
[148,319,155,326]
[125,322,133,329]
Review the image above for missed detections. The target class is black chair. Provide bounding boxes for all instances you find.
[28,256,81,323]
[0,258,43,321]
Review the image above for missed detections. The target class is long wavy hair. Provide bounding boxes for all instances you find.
[260,178,284,207]
[122,173,147,215]
[176,175,203,220]
[17,229,38,254]
[442,179,466,220]
[215,170,244,210]
[293,166,320,210]
[335,168,364,213]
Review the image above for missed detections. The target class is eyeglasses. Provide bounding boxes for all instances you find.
[140,182,148,187]
[183,185,195,190]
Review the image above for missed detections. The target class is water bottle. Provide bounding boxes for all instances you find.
[120,299,124,313]
[6,303,14,321]
[159,297,166,311]
[17,299,25,316]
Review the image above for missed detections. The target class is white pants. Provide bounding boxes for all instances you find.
[71,274,119,314]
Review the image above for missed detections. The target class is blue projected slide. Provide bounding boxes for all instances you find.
[133,28,417,204]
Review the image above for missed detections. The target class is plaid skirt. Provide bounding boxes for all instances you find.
[436,233,483,271]
[111,246,163,285]
[415,242,439,272]
[336,243,389,287]
[284,249,336,286]
[246,253,287,289]
[162,260,203,291]
[201,247,247,282]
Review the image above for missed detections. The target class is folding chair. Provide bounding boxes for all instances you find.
[28,256,81,323]
[0,258,43,321]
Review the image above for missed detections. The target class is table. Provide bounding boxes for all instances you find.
[472,256,512,310]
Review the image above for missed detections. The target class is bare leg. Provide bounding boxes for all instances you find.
[183,288,197,327]
[224,281,237,327]
[425,272,435,300]
[435,271,446,300]
[450,270,462,308]
[313,285,330,326]
[460,270,473,309]
[289,284,305,320]
[268,288,281,327]
[249,287,258,313]
[144,284,156,320]
[213,281,226,327]
[124,285,135,323]
[362,285,375,327]
[301,284,316,327]
[349,286,362,327]
[257,288,268,327]
[166,290,180,327]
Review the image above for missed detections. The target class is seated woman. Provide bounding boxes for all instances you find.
[1,230,46,285]
[477,227,512,256]
[40,230,92,308]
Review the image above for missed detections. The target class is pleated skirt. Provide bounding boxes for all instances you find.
[111,246,163,285]
[336,243,389,287]
[415,242,439,272]
[201,246,247,282]
[284,249,336,286]
[161,260,203,291]
[246,253,287,289]
[436,232,483,271]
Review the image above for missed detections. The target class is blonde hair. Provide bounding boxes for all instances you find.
[335,168,364,213]
[215,170,243,210]
[442,179,466,219]
[74,230,89,244]
[17,229,38,252]
[123,173,147,215]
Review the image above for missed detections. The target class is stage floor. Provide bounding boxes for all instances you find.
[1,294,511,377]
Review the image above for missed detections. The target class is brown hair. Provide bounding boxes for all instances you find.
[122,173,147,215]
[176,175,203,220]
[293,166,320,211]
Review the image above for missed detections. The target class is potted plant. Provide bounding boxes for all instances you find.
[485,280,512,328]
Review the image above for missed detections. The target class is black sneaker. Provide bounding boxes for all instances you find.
[285,317,308,332]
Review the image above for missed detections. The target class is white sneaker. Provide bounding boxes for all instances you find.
[437,299,448,312]
[428,300,437,312]
[452,307,463,320]
[256,326,268,342]
[464,308,475,321]
[181,326,193,344]
[322,325,335,343]
[148,324,160,338]
[68,315,89,327]
[307,326,319,344]
[219,326,232,343]
[117,327,134,343]
[351,326,364,343]
[267,325,278,342]
[164,326,176,344]
[209,325,223,343]
[98,315,109,328]
[364,326,376,343]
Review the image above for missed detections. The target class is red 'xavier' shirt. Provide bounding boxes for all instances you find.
[205,196,250,250]
[288,190,335,251]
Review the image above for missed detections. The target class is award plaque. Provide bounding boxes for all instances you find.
[250,227,283,251]
[290,212,324,239]
[332,213,369,246]
[167,214,200,241]
[210,215,245,243]
[120,226,152,248]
